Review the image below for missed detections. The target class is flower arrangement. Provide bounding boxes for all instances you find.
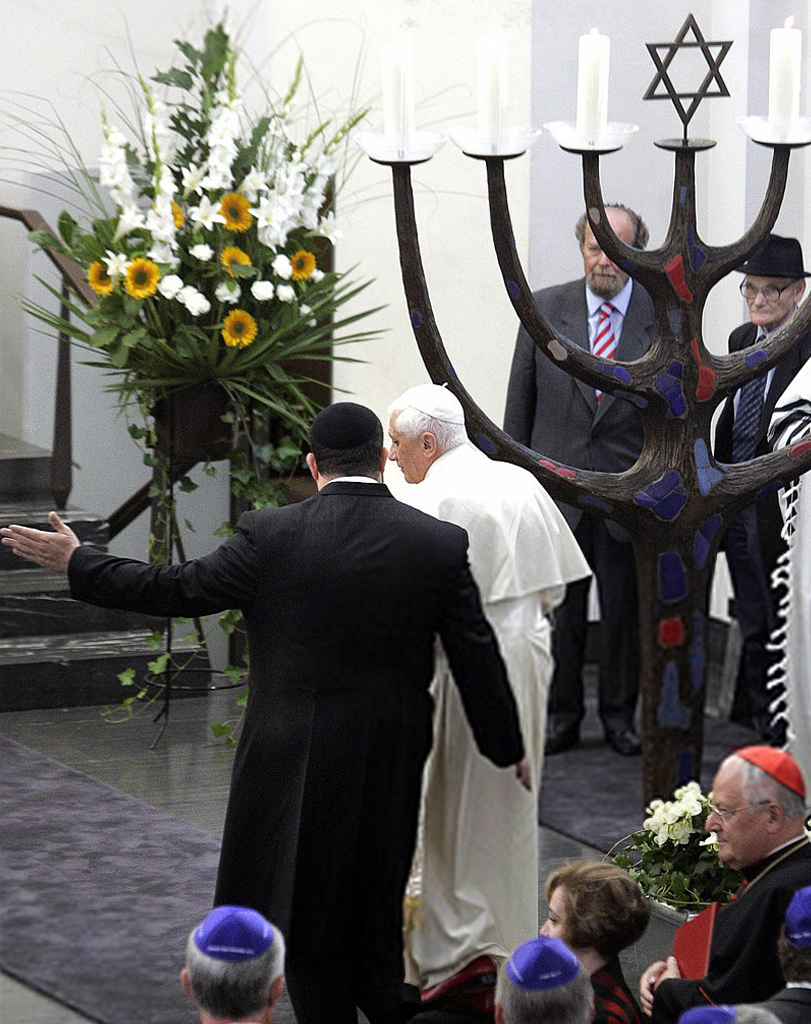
[12,21,379,738]
[609,781,742,912]
[22,22,377,438]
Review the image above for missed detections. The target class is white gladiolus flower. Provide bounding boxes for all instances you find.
[189,196,226,230]
[276,284,296,303]
[251,280,275,301]
[241,167,266,201]
[309,268,324,283]
[181,164,206,197]
[99,122,139,211]
[189,244,214,261]
[113,205,145,242]
[317,211,343,243]
[103,250,129,279]
[146,203,176,245]
[158,274,184,299]
[254,200,289,249]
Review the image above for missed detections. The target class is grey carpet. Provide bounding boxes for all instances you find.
[0,737,300,1024]
[539,713,760,853]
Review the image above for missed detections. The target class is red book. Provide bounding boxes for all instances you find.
[673,902,719,978]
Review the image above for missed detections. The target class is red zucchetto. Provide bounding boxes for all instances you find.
[735,745,806,799]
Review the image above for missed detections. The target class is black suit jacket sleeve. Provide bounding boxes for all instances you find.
[437,559,525,767]
[67,523,260,617]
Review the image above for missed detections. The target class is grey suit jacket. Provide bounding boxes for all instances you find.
[752,987,811,1024]
[503,277,655,537]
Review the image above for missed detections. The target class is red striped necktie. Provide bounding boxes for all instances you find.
[593,302,617,399]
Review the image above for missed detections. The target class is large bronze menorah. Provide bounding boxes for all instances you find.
[362,119,811,803]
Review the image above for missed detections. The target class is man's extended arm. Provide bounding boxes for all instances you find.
[1,511,79,573]
[3,510,259,618]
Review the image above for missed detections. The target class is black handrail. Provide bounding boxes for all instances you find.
[0,206,94,509]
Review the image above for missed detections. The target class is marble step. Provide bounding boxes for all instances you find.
[0,433,52,503]
[0,586,163,638]
[0,629,212,710]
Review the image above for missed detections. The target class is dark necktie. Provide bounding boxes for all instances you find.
[731,373,767,463]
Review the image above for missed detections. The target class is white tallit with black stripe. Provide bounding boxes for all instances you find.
[768,355,811,785]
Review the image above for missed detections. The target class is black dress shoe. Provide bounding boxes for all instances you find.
[605,726,641,756]
[545,724,580,756]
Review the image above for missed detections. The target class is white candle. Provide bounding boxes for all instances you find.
[769,17,802,130]
[575,28,610,144]
[382,39,415,153]
[477,32,508,145]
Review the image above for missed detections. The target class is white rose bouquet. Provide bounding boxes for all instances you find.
[609,781,742,911]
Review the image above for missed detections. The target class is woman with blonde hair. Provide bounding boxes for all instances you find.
[541,861,650,1024]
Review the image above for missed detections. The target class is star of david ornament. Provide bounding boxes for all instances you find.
[644,13,732,142]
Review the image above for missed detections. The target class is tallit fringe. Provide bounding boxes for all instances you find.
[767,470,803,746]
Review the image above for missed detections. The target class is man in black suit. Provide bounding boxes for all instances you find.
[1,402,527,1024]
[503,204,654,756]
[714,235,811,742]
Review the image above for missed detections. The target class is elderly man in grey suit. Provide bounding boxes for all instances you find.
[503,203,654,757]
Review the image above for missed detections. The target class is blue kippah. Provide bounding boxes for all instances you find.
[194,905,275,961]
[506,937,580,990]
[785,885,811,948]
[677,1007,737,1024]
[309,402,381,449]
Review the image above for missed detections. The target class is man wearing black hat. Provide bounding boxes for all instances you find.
[1,402,526,1024]
[714,234,811,742]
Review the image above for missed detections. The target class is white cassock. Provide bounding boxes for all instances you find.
[768,357,811,789]
[399,443,591,988]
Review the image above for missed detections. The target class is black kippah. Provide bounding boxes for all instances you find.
[310,403,381,449]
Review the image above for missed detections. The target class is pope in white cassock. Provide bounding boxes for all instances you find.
[386,384,591,1005]
[768,355,811,791]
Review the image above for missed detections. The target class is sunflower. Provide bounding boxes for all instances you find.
[222,309,258,349]
[171,200,185,228]
[221,246,252,277]
[220,192,253,232]
[124,258,161,299]
[290,249,317,281]
[88,260,113,295]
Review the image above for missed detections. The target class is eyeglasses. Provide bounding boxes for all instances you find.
[740,280,797,302]
[706,799,770,823]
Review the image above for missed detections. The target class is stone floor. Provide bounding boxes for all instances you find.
[0,691,600,1023]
